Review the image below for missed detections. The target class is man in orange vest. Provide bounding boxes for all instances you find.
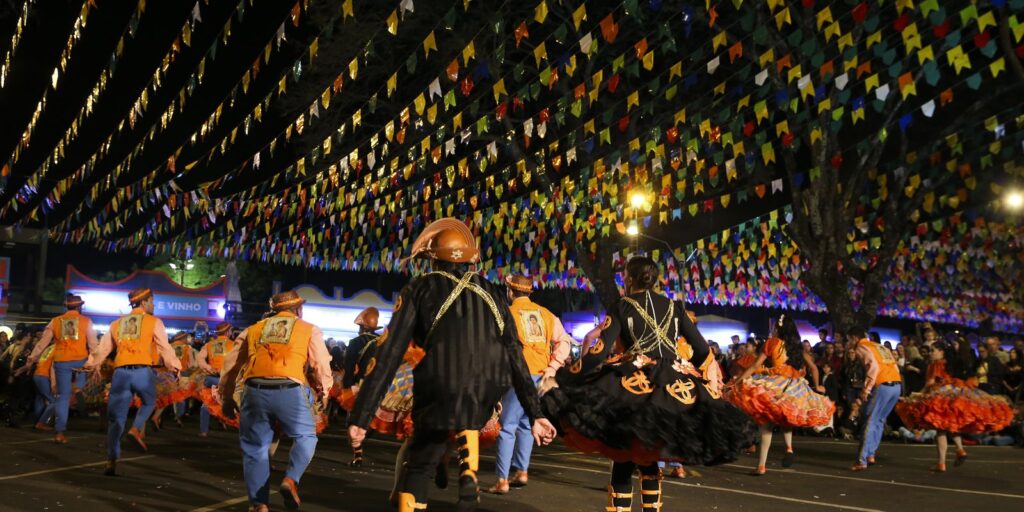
[197,322,234,436]
[850,328,902,471]
[84,288,181,476]
[219,291,333,512]
[488,274,571,494]
[17,295,98,443]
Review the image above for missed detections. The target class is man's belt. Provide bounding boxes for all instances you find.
[117,364,151,370]
[878,381,900,387]
[246,380,300,390]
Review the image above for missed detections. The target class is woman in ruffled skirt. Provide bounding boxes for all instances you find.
[543,257,753,511]
[895,342,1014,472]
[726,316,834,475]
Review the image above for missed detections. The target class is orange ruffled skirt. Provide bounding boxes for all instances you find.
[727,373,835,428]
[154,370,196,409]
[198,386,329,433]
[895,384,1014,434]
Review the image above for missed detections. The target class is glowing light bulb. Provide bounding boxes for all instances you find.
[630,191,646,208]
[1006,191,1024,210]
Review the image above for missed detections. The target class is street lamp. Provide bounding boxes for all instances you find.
[626,221,639,236]
[169,259,194,286]
[630,191,646,208]
[1005,190,1023,210]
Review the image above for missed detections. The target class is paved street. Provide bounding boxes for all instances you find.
[2,418,1023,511]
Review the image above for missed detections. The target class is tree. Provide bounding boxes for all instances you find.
[704,1,1024,333]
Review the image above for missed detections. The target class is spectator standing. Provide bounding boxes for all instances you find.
[1003,349,1022,402]
[977,344,1006,396]
[902,345,928,394]
[986,337,1009,365]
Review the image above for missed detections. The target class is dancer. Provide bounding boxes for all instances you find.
[895,341,1014,471]
[487,274,571,494]
[727,315,834,475]
[149,332,198,429]
[195,322,235,436]
[542,257,752,512]
[850,328,902,471]
[83,288,181,476]
[347,217,556,512]
[30,344,57,431]
[219,290,333,512]
[340,307,383,466]
[17,295,98,443]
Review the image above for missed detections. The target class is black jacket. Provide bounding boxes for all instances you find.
[349,271,540,431]
[341,333,378,388]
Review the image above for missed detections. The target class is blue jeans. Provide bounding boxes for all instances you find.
[107,366,156,459]
[174,400,187,418]
[32,375,57,425]
[53,358,87,432]
[495,375,542,479]
[858,383,901,465]
[200,375,220,433]
[240,384,318,506]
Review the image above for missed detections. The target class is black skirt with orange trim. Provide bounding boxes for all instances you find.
[543,354,754,466]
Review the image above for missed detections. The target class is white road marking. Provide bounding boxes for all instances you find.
[190,491,277,512]
[3,436,84,445]
[0,455,154,480]
[530,460,884,511]
[723,464,1024,499]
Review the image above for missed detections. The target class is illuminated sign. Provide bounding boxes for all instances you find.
[66,266,226,329]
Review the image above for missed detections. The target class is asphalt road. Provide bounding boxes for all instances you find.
[2,416,1023,511]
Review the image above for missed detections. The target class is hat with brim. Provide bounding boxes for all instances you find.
[171,332,190,343]
[215,322,233,335]
[128,288,153,304]
[355,307,381,330]
[270,290,306,311]
[406,217,479,264]
[505,275,534,293]
[65,295,85,308]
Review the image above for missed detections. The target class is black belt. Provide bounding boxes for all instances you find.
[118,364,151,370]
[246,381,299,390]
[879,381,900,387]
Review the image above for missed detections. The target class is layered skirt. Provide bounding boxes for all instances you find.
[895,383,1014,434]
[726,372,835,428]
[544,355,754,466]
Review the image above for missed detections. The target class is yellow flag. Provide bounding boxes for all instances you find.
[423,31,437,57]
[535,1,548,23]
[387,10,398,35]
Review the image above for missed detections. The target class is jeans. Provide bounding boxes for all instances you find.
[32,375,56,425]
[858,383,901,464]
[494,375,542,479]
[107,366,156,459]
[53,358,87,432]
[200,375,220,433]
[239,384,318,506]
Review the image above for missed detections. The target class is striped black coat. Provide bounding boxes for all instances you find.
[349,272,541,431]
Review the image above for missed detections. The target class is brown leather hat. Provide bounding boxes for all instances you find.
[355,307,380,330]
[408,217,479,263]
[128,288,153,304]
[505,275,534,293]
[215,322,233,335]
[270,290,305,311]
[65,295,85,308]
[171,332,190,343]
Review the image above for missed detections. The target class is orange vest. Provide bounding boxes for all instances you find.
[51,311,92,362]
[110,308,158,367]
[172,341,193,368]
[205,336,234,371]
[34,345,56,377]
[509,298,558,375]
[858,339,901,385]
[242,312,314,383]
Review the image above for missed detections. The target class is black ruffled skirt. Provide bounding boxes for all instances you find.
[543,355,754,466]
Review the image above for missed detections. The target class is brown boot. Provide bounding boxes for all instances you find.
[103,460,117,477]
[510,470,528,487]
[280,477,301,510]
[606,485,633,512]
[486,479,510,495]
[126,427,147,452]
[34,422,53,431]
[54,432,68,444]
